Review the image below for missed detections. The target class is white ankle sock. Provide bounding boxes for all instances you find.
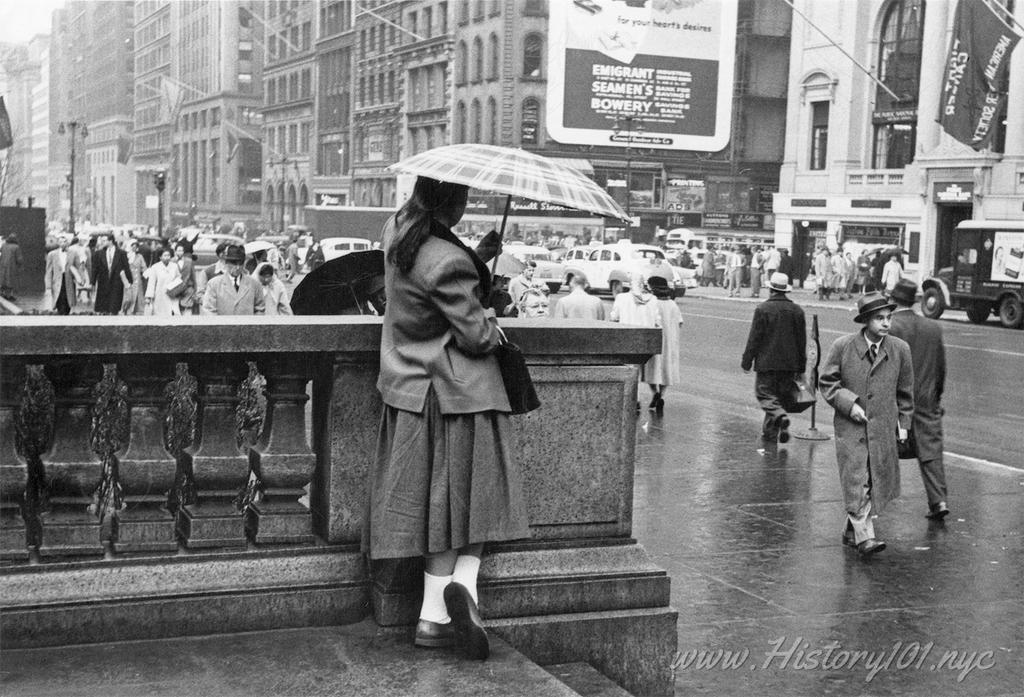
[452,555,482,604]
[419,572,452,624]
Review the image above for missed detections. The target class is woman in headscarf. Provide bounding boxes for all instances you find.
[365,176,528,661]
[252,261,292,315]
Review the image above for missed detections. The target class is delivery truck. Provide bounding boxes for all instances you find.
[921,220,1024,328]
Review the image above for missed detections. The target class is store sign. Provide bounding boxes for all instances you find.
[732,213,763,230]
[791,198,827,207]
[873,108,917,122]
[668,212,701,227]
[702,212,732,228]
[522,100,539,145]
[467,194,594,218]
[933,181,974,203]
[546,0,737,152]
[665,178,706,212]
[851,199,892,209]
[315,192,346,207]
[367,134,385,162]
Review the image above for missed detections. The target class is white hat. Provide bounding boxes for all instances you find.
[768,272,792,292]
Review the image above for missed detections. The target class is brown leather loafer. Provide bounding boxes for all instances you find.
[444,582,489,660]
[857,539,886,557]
[414,619,454,648]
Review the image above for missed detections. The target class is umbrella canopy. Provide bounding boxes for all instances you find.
[290,250,385,315]
[244,240,276,255]
[491,253,526,278]
[389,144,629,222]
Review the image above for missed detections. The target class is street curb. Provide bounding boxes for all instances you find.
[682,290,855,313]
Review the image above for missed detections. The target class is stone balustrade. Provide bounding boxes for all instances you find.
[0,316,676,695]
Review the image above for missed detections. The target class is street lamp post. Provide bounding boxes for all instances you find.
[612,115,643,228]
[57,121,88,241]
[153,171,166,239]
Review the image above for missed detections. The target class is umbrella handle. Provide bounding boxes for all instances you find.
[489,194,513,278]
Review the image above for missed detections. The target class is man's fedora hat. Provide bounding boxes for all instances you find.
[854,292,897,323]
[889,278,918,305]
[768,272,792,292]
[223,244,246,263]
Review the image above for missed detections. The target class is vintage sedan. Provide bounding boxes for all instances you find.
[562,242,679,295]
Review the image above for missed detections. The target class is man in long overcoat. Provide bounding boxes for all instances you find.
[201,244,265,315]
[91,233,131,314]
[887,279,949,520]
[741,272,806,443]
[44,235,77,314]
[819,293,914,557]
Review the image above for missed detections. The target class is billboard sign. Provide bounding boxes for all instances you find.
[546,0,737,151]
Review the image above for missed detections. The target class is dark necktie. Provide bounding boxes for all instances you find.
[869,344,878,363]
[234,277,240,292]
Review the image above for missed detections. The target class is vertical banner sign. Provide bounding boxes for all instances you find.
[939,0,1021,150]
[547,0,737,152]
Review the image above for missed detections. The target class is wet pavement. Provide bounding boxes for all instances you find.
[633,386,1024,696]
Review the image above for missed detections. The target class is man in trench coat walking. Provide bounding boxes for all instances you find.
[887,279,949,520]
[819,293,914,557]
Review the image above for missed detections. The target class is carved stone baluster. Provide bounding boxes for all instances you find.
[115,358,178,553]
[179,357,249,548]
[40,360,103,557]
[248,356,315,544]
[0,360,29,560]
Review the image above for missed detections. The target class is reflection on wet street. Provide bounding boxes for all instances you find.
[633,392,1023,696]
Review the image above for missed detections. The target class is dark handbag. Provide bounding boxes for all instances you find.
[782,377,816,414]
[897,430,918,459]
[494,328,540,415]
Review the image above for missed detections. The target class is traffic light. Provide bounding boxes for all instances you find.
[153,171,166,192]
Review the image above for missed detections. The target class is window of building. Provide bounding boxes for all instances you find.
[488,97,498,145]
[472,36,483,83]
[473,0,485,21]
[523,33,542,77]
[288,124,298,153]
[488,33,499,80]
[238,39,253,62]
[408,10,418,38]
[523,0,546,16]
[809,101,829,170]
[302,21,311,51]
[471,98,481,142]
[871,0,923,169]
[211,107,220,125]
[439,3,447,33]
[301,69,311,98]
[458,1,469,24]
[423,7,432,37]
[300,122,310,153]
[456,101,466,143]
[456,41,468,85]
[521,98,540,144]
[289,72,299,101]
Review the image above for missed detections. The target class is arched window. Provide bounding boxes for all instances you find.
[872,0,923,169]
[458,1,469,24]
[523,33,543,77]
[488,97,498,145]
[472,37,483,83]
[286,184,297,226]
[488,33,500,80]
[521,98,541,145]
[456,101,467,144]
[456,41,468,85]
[471,99,482,143]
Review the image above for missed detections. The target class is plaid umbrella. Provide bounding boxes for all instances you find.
[389,144,628,223]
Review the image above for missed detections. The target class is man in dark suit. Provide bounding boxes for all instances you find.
[888,279,949,520]
[741,272,807,443]
[91,233,131,314]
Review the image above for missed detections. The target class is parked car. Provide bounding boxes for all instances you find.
[505,243,565,293]
[192,233,245,267]
[562,242,679,295]
[320,236,373,262]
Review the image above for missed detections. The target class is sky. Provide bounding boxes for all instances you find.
[0,0,66,45]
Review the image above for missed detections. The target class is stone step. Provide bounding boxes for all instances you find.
[544,663,635,697]
[0,620,584,697]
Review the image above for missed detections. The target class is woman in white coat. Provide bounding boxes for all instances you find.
[252,262,292,315]
[144,247,182,316]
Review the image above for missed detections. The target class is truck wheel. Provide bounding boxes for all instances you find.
[547,282,562,294]
[966,301,991,324]
[920,287,945,319]
[610,280,623,295]
[998,296,1024,328]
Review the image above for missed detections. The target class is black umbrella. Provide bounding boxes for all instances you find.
[290,250,386,315]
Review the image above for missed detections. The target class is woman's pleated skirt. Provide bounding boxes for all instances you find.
[363,388,530,559]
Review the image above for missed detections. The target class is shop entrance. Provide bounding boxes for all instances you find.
[934,204,972,270]
[791,220,827,287]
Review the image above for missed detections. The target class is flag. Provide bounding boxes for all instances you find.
[160,77,184,124]
[226,131,239,163]
[0,96,13,150]
[938,0,1021,150]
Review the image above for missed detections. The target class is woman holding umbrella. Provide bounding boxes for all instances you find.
[365,176,528,660]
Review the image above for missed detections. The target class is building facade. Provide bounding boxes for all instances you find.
[261,0,317,231]
[1,41,44,209]
[310,0,355,211]
[775,0,1024,285]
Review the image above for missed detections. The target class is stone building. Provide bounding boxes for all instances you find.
[774,0,1024,285]
[261,0,317,230]
[310,0,355,210]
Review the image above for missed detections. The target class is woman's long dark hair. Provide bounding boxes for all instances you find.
[388,177,468,273]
